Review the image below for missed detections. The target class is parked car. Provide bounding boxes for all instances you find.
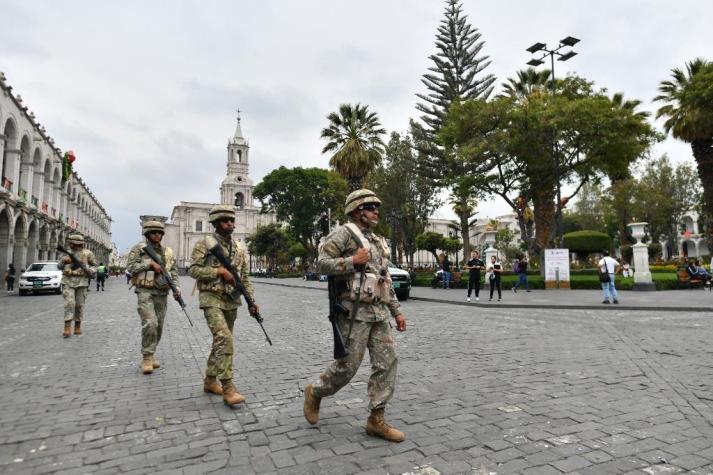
[389,264,411,301]
[18,262,63,295]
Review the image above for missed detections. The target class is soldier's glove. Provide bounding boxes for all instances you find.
[149,262,163,274]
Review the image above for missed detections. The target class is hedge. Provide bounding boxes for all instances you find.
[413,272,682,290]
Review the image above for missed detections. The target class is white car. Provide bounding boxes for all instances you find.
[18,261,63,295]
[389,265,411,301]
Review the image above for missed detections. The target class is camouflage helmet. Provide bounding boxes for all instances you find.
[344,189,381,215]
[209,204,236,223]
[67,233,84,245]
[142,220,165,236]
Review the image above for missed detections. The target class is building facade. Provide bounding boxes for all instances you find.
[153,116,275,270]
[412,213,524,267]
[0,73,113,273]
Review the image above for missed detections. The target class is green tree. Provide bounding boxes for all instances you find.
[415,231,446,264]
[441,75,659,258]
[655,58,713,249]
[320,103,386,190]
[629,155,700,257]
[371,131,442,266]
[253,167,348,266]
[441,237,463,266]
[414,0,495,255]
[246,224,290,270]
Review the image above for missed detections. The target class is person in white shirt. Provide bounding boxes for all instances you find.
[598,250,621,304]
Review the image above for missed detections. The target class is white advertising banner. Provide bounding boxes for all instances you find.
[545,248,570,283]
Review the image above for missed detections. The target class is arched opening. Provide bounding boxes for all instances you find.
[237,150,242,163]
[39,224,49,260]
[0,208,11,273]
[2,119,18,189]
[42,159,52,213]
[13,214,27,270]
[17,135,31,201]
[27,219,39,264]
[234,192,244,209]
[49,228,58,260]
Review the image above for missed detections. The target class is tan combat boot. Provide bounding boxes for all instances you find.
[220,380,246,405]
[73,321,82,335]
[141,355,153,374]
[203,376,223,395]
[151,356,160,369]
[303,384,322,425]
[62,322,72,338]
[366,408,405,442]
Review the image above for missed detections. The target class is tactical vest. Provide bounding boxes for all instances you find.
[62,249,91,277]
[197,235,245,295]
[343,223,393,305]
[132,244,174,290]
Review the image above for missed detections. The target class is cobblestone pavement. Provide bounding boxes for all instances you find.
[2,277,713,474]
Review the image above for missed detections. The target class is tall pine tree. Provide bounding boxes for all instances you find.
[415,0,495,255]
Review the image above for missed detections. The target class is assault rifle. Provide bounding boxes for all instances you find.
[141,245,194,327]
[207,243,273,345]
[327,276,349,359]
[57,245,93,277]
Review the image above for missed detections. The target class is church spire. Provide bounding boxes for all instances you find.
[232,109,247,145]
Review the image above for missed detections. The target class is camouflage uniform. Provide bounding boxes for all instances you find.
[126,241,179,357]
[60,241,97,324]
[189,232,254,380]
[311,223,402,412]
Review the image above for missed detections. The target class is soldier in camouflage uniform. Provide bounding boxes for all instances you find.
[59,233,97,338]
[304,189,408,442]
[126,220,180,375]
[189,205,260,406]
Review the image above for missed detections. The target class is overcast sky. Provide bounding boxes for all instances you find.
[1,0,710,252]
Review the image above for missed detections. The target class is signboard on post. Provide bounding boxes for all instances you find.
[545,248,570,289]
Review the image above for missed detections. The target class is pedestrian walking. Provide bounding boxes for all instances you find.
[4,263,16,293]
[440,253,452,289]
[464,250,484,302]
[59,234,97,337]
[95,262,108,291]
[598,250,620,304]
[126,221,180,375]
[303,189,407,442]
[487,255,502,301]
[512,255,530,292]
[189,205,260,406]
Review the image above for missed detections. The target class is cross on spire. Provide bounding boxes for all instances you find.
[236,108,242,122]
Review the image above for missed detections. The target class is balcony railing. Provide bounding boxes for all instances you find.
[1,177,12,191]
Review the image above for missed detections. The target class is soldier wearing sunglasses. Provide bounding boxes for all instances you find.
[126,220,180,374]
[304,189,408,442]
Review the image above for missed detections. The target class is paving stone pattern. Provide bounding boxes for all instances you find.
[2,277,713,474]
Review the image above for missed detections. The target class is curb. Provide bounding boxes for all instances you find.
[253,280,713,313]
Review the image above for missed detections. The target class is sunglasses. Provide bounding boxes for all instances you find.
[148,231,164,235]
[360,203,380,211]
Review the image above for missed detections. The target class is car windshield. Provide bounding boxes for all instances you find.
[26,263,60,272]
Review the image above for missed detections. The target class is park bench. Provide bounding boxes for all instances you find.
[676,267,711,291]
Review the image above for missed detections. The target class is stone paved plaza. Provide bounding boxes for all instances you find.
[2,277,713,474]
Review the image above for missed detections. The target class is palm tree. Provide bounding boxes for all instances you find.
[500,68,552,100]
[654,58,713,249]
[320,103,386,190]
[608,93,651,248]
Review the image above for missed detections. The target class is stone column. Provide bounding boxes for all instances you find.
[483,230,498,263]
[628,222,655,291]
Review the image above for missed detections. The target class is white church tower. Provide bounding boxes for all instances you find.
[220,111,254,209]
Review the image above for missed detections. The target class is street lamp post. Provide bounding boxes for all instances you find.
[526,36,580,248]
